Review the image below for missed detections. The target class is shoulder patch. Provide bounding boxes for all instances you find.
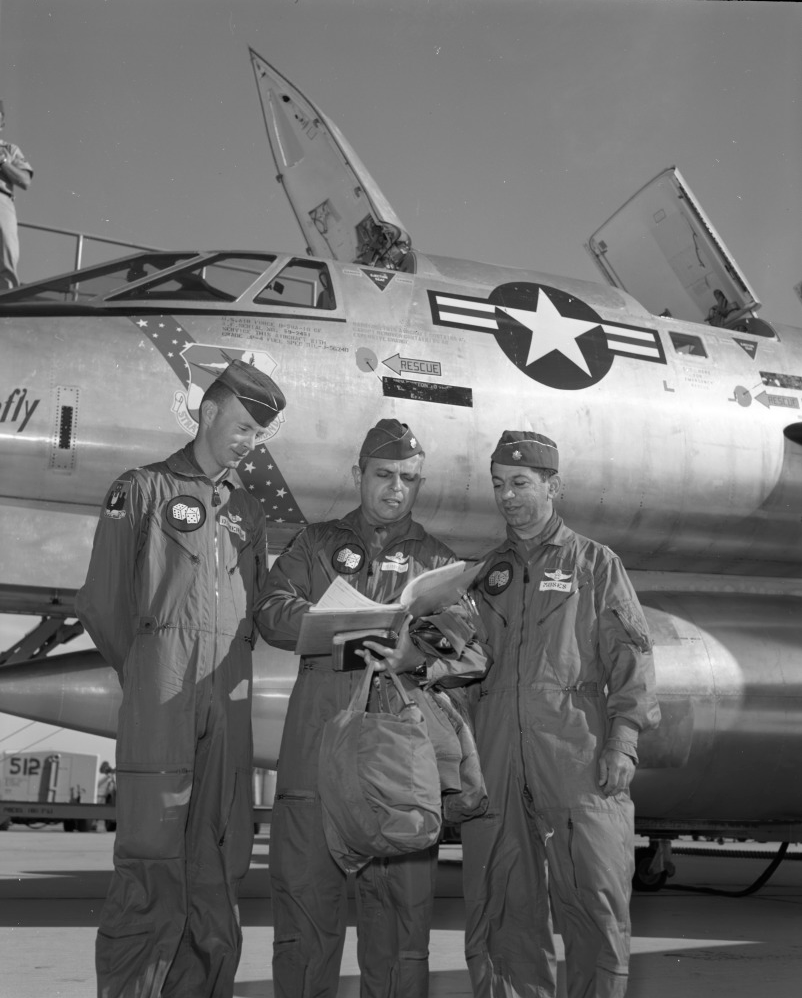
[166,495,207,532]
[103,480,130,520]
[484,561,513,595]
[332,544,366,575]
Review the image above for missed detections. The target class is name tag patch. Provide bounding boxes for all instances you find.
[220,514,246,541]
[540,568,573,593]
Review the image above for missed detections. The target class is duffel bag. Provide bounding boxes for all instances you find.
[318,661,442,874]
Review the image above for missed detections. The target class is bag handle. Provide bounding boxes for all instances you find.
[347,660,414,714]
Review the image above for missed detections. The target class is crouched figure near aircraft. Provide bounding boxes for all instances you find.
[463,431,661,998]
[76,360,286,998]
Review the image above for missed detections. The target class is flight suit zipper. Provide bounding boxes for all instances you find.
[518,562,532,803]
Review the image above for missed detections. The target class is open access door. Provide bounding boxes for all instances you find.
[586,167,760,326]
[250,49,412,270]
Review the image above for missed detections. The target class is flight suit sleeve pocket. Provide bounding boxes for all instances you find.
[612,600,652,653]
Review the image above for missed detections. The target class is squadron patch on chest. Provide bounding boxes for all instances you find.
[103,480,130,520]
[540,568,573,592]
[484,561,513,595]
[332,544,366,574]
[166,495,207,532]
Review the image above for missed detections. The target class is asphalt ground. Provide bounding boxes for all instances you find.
[1,824,801,997]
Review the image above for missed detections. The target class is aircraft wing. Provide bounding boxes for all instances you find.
[250,49,412,270]
[586,166,760,326]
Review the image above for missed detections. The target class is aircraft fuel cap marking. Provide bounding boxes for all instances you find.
[429,284,666,390]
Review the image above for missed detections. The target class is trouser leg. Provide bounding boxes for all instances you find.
[161,683,254,998]
[96,768,192,998]
[0,197,19,289]
[543,799,634,998]
[355,843,438,998]
[270,795,349,998]
[461,776,556,998]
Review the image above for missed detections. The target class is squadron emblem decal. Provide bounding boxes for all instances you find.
[130,316,305,526]
[428,283,666,391]
[104,480,130,520]
[332,544,366,574]
[484,562,513,595]
[166,496,207,532]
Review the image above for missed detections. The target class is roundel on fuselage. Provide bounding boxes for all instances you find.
[489,283,613,390]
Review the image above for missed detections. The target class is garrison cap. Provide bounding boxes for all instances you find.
[491,430,559,472]
[360,418,423,461]
[215,360,286,428]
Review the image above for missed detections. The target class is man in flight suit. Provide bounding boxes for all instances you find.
[463,431,661,998]
[76,360,286,998]
[259,418,487,998]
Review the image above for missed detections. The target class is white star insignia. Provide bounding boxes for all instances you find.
[244,462,255,473]
[137,319,148,328]
[497,290,598,376]
[276,488,287,498]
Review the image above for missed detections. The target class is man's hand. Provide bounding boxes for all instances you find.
[598,747,635,796]
[358,615,423,675]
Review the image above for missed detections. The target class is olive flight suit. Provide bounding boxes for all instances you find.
[259,508,487,998]
[76,444,270,998]
[463,514,660,998]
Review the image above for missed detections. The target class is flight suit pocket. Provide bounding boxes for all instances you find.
[114,769,192,860]
[220,766,255,883]
[612,599,652,653]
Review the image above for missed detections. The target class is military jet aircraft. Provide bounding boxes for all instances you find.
[1,51,800,886]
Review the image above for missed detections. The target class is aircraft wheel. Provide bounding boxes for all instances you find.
[75,819,96,832]
[632,846,668,892]
[0,819,11,831]
[105,820,117,832]
[63,819,75,832]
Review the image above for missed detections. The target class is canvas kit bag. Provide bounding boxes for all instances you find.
[318,660,442,873]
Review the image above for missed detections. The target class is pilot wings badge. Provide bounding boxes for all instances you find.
[540,568,573,593]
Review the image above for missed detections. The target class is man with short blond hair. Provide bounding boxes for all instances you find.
[77,360,286,998]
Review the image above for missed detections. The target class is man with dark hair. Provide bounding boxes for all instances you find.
[260,417,487,998]
[77,359,286,998]
[0,100,33,290]
[463,430,660,998]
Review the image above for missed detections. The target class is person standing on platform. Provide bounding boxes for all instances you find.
[0,100,33,290]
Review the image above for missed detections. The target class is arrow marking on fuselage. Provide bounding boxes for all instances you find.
[382,353,442,377]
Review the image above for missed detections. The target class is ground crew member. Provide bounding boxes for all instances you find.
[463,430,660,998]
[0,100,33,290]
[76,360,286,998]
[259,418,487,998]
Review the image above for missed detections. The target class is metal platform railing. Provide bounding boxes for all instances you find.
[17,220,159,284]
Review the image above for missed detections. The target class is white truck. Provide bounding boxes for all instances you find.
[0,750,112,831]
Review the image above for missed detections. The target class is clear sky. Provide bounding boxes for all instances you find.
[1,0,801,759]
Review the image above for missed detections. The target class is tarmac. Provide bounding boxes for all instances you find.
[1,823,801,997]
